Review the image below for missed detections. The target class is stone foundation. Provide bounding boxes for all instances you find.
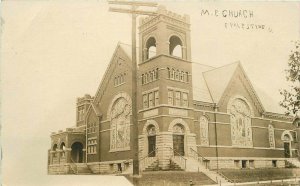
[48,164,70,174]
[207,158,286,170]
[87,159,133,174]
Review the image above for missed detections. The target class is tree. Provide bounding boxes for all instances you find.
[280,40,300,116]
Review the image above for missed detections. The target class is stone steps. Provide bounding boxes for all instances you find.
[185,158,231,184]
[144,160,161,171]
[169,160,184,171]
[72,163,93,174]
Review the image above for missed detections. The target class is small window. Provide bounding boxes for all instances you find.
[117,163,122,172]
[242,160,247,168]
[175,70,179,80]
[167,68,171,79]
[249,160,254,168]
[180,71,184,81]
[144,73,147,84]
[272,160,277,168]
[171,69,175,79]
[149,72,153,82]
[234,160,240,168]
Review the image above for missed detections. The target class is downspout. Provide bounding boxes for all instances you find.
[98,115,102,162]
[85,120,88,164]
[214,103,219,171]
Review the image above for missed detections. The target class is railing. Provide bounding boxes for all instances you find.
[217,170,235,183]
[190,148,209,168]
[70,158,78,174]
[169,147,187,170]
[139,148,158,171]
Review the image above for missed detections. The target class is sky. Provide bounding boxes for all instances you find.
[1,1,300,186]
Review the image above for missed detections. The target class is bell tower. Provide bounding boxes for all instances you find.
[137,6,195,170]
[139,5,191,62]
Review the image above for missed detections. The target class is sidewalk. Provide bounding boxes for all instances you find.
[202,178,300,186]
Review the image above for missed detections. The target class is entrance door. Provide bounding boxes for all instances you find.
[71,142,84,163]
[284,142,291,158]
[173,135,184,156]
[148,136,156,157]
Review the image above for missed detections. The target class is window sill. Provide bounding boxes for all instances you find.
[109,147,131,153]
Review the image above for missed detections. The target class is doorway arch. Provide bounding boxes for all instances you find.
[147,125,157,157]
[281,131,293,158]
[168,118,190,157]
[172,124,185,156]
[71,142,84,163]
[143,120,159,157]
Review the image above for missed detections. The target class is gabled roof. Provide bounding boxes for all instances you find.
[118,42,140,63]
[192,63,215,103]
[116,42,286,115]
[254,86,286,114]
[203,62,239,103]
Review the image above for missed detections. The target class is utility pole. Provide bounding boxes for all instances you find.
[108,1,157,176]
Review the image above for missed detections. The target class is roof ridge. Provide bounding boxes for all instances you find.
[191,61,216,68]
[203,61,240,74]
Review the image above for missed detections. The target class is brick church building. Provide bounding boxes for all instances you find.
[48,6,300,176]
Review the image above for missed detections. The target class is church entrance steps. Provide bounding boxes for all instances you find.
[143,160,161,171]
[186,157,231,184]
[170,155,187,170]
[140,157,158,172]
[71,163,93,174]
[285,158,300,168]
[169,159,184,171]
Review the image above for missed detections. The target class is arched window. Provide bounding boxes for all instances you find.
[114,77,117,86]
[60,142,66,157]
[171,68,175,79]
[141,74,144,84]
[169,35,183,58]
[152,70,156,80]
[145,73,148,84]
[110,97,131,151]
[284,134,291,141]
[173,124,185,134]
[176,70,180,80]
[145,37,157,60]
[148,46,156,59]
[167,68,171,79]
[156,68,159,79]
[52,144,58,151]
[60,142,66,150]
[180,71,184,81]
[52,144,58,157]
[228,97,253,147]
[268,125,275,148]
[149,71,153,82]
[200,116,209,146]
